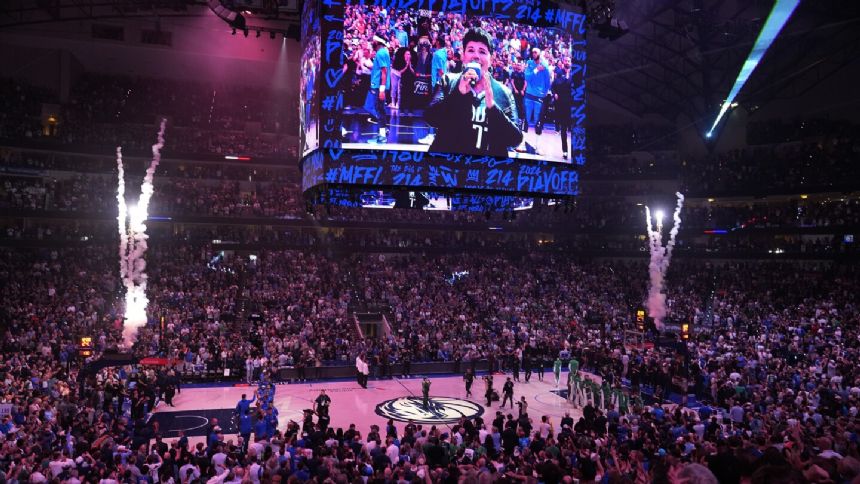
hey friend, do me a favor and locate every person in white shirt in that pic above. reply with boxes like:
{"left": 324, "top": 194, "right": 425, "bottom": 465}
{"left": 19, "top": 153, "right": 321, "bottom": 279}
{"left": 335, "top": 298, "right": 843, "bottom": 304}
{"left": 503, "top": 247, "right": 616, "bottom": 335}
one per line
{"left": 179, "top": 462, "right": 200, "bottom": 484}
{"left": 693, "top": 421, "right": 706, "bottom": 440}
{"left": 66, "top": 469, "right": 82, "bottom": 484}
{"left": 146, "top": 453, "right": 163, "bottom": 482}
{"left": 30, "top": 470, "right": 48, "bottom": 483}
{"left": 248, "top": 440, "right": 265, "bottom": 457}
{"left": 48, "top": 452, "right": 73, "bottom": 478}
{"left": 211, "top": 445, "right": 229, "bottom": 474}
{"left": 98, "top": 470, "right": 119, "bottom": 484}
{"left": 366, "top": 438, "right": 378, "bottom": 454}
{"left": 386, "top": 438, "right": 400, "bottom": 463}
{"left": 538, "top": 416, "right": 552, "bottom": 440}
{"left": 206, "top": 469, "right": 230, "bottom": 484}
{"left": 356, "top": 354, "right": 369, "bottom": 388}
{"left": 729, "top": 403, "right": 744, "bottom": 424}
{"left": 478, "top": 425, "right": 489, "bottom": 446}
{"left": 248, "top": 456, "right": 264, "bottom": 484}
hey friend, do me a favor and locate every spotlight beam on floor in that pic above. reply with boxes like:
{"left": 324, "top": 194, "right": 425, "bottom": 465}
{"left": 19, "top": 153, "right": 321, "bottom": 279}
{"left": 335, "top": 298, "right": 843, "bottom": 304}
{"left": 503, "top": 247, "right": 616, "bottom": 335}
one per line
{"left": 706, "top": 0, "right": 801, "bottom": 138}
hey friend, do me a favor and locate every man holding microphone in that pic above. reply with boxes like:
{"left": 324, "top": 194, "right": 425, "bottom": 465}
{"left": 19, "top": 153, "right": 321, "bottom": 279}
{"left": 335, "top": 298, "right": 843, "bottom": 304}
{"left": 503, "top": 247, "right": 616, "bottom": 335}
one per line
{"left": 425, "top": 28, "right": 523, "bottom": 158}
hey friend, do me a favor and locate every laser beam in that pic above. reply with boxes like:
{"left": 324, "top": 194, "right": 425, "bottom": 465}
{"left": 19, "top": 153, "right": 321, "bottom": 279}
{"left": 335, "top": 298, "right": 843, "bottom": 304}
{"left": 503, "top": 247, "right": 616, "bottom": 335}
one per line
{"left": 706, "top": 0, "right": 801, "bottom": 138}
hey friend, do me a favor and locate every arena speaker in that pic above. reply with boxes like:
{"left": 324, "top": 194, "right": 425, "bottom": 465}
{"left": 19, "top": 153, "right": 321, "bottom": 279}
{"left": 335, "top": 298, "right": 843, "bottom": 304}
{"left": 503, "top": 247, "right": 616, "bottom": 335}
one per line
{"left": 207, "top": 0, "right": 246, "bottom": 31}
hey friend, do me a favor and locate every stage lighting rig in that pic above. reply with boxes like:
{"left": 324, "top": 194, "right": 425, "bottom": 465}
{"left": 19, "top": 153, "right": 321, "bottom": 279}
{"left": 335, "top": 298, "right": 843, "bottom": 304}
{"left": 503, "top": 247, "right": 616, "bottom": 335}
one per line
{"left": 208, "top": 0, "right": 299, "bottom": 40}
{"left": 579, "top": 0, "right": 628, "bottom": 40}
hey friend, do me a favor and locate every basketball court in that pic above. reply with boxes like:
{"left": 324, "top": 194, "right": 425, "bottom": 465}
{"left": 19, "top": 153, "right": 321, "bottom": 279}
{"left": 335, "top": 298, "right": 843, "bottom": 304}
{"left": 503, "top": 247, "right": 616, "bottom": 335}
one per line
{"left": 149, "top": 372, "right": 581, "bottom": 446}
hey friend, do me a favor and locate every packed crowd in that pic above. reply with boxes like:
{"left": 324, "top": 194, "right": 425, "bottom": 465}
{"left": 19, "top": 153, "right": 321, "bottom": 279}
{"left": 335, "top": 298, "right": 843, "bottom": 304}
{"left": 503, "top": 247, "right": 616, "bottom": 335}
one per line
{"left": 0, "top": 78, "right": 56, "bottom": 142}
{"left": 680, "top": 135, "right": 860, "bottom": 196}
{"left": 2, "top": 243, "right": 860, "bottom": 482}
{"left": 344, "top": 6, "right": 575, "bottom": 74}
{"left": 342, "top": 5, "right": 574, "bottom": 113}
{"left": 2, "top": 67, "right": 860, "bottom": 482}
{"left": 66, "top": 74, "right": 296, "bottom": 135}
{"left": 5, "top": 74, "right": 860, "bottom": 196}
{"left": 747, "top": 118, "right": 858, "bottom": 145}
{"left": 0, "top": 175, "right": 302, "bottom": 218}
{"left": 3, "top": 163, "right": 858, "bottom": 229}
{"left": 54, "top": 123, "right": 296, "bottom": 160}
{"left": 0, "top": 75, "right": 297, "bottom": 158}
{"left": 586, "top": 125, "right": 678, "bottom": 157}
{"left": 3, "top": 218, "right": 856, "bottom": 258}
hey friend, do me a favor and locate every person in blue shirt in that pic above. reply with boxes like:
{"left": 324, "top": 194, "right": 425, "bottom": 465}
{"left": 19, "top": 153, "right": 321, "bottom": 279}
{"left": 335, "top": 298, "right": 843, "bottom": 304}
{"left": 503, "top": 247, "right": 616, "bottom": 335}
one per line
{"left": 363, "top": 35, "right": 390, "bottom": 144}
{"left": 177, "top": 429, "right": 188, "bottom": 451}
{"left": 699, "top": 404, "right": 713, "bottom": 421}
{"left": 524, "top": 47, "right": 551, "bottom": 142}
{"left": 395, "top": 23, "right": 408, "bottom": 52}
{"left": 265, "top": 408, "right": 278, "bottom": 438}
{"left": 254, "top": 412, "right": 269, "bottom": 441}
{"left": 431, "top": 36, "right": 449, "bottom": 89}
{"left": 207, "top": 426, "right": 221, "bottom": 451}
{"left": 235, "top": 392, "right": 255, "bottom": 417}
{"left": 238, "top": 413, "right": 252, "bottom": 452}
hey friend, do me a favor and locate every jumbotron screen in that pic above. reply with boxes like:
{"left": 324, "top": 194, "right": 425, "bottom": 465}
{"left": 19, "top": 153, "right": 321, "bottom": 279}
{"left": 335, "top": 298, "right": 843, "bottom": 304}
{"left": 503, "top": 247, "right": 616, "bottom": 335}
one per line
{"left": 300, "top": 0, "right": 321, "bottom": 157}
{"left": 301, "top": 0, "right": 586, "bottom": 196}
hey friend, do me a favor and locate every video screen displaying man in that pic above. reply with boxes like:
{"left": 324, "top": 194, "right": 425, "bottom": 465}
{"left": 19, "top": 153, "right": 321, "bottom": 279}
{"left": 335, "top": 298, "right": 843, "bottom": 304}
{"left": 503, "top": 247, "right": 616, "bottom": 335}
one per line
{"left": 340, "top": 5, "right": 579, "bottom": 162}
{"left": 424, "top": 28, "right": 523, "bottom": 158}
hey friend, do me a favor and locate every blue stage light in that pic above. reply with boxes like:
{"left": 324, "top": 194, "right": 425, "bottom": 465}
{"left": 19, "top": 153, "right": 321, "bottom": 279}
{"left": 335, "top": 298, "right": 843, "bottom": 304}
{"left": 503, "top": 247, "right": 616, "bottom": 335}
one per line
{"left": 707, "top": 0, "right": 801, "bottom": 137}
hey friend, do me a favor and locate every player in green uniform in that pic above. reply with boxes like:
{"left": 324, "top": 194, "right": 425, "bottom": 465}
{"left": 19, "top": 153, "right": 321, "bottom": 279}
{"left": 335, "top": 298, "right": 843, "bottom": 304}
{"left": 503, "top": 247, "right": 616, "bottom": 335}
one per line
{"left": 591, "top": 380, "right": 601, "bottom": 409}
{"left": 568, "top": 356, "right": 579, "bottom": 376}
{"left": 572, "top": 372, "right": 583, "bottom": 407}
{"left": 618, "top": 388, "right": 629, "bottom": 415}
{"left": 601, "top": 381, "right": 612, "bottom": 410}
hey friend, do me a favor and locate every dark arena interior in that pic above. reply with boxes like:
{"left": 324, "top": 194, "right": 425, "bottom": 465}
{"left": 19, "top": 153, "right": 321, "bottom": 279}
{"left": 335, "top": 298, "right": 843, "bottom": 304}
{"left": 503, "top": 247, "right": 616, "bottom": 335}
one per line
{"left": 2, "top": 0, "right": 860, "bottom": 483}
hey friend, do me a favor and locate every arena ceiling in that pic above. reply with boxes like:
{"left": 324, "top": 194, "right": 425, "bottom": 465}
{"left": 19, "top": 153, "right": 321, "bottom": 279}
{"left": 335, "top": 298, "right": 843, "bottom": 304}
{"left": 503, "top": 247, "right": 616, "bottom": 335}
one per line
{"left": 2, "top": 0, "right": 860, "bottom": 125}
{"left": 587, "top": 0, "right": 860, "bottom": 125}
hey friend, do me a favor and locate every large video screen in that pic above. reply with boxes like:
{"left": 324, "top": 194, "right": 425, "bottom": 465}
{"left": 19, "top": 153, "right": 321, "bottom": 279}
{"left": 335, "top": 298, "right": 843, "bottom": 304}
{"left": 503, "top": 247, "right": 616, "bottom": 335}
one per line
{"left": 302, "top": 0, "right": 585, "bottom": 197}
{"left": 337, "top": 5, "right": 585, "bottom": 163}
{"left": 299, "top": 0, "right": 321, "bottom": 157}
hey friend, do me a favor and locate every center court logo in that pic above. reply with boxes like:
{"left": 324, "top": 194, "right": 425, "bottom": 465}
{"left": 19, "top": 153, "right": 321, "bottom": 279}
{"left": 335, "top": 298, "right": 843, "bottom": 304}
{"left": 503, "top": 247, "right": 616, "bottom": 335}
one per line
{"left": 375, "top": 397, "right": 484, "bottom": 424}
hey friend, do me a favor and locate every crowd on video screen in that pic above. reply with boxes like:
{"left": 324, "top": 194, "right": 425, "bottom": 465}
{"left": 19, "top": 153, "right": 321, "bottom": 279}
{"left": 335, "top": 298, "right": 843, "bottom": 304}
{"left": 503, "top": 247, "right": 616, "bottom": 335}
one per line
{"left": 340, "top": 5, "right": 580, "bottom": 160}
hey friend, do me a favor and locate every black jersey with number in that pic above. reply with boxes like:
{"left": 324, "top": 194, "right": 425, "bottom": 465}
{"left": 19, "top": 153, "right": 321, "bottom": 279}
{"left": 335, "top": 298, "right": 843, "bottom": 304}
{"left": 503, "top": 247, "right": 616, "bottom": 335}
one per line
{"left": 425, "top": 72, "right": 523, "bottom": 158}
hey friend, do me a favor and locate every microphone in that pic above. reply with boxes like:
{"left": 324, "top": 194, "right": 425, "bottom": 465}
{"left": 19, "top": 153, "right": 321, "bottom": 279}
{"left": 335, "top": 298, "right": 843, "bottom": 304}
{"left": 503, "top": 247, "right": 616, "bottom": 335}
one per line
{"left": 464, "top": 62, "right": 482, "bottom": 87}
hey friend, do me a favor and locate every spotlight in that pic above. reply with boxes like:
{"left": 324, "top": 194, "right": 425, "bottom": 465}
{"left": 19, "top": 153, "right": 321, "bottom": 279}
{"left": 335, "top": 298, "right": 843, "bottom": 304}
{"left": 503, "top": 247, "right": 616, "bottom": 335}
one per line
{"left": 655, "top": 210, "right": 665, "bottom": 223}
{"left": 706, "top": 0, "right": 800, "bottom": 135}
